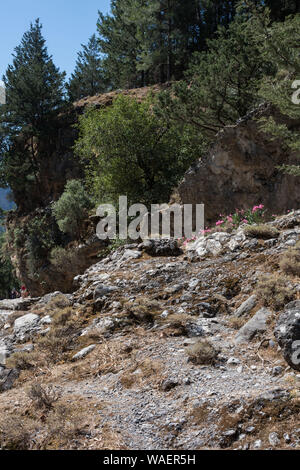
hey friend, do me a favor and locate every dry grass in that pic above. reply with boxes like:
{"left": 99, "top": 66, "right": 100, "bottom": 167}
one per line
{"left": 244, "top": 225, "right": 280, "bottom": 240}
{"left": 186, "top": 339, "right": 219, "bottom": 365}
{"left": 0, "top": 415, "right": 35, "bottom": 450}
{"left": 120, "top": 358, "right": 163, "bottom": 389}
{"left": 6, "top": 351, "right": 40, "bottom": 370}
{"left": 27, "top": 383, "right": 61, "bottom": 410}
{"left": 279, "top": 246, "right": 300, "bottom": 277}
{"left": 123, "top": 296, "right": 162, "bottom": 323}
{"left": 256, "top": 274, "right": 295, "bottom": 310}
{"left": 227, "top": 316, "right": 247, "bottom": 330}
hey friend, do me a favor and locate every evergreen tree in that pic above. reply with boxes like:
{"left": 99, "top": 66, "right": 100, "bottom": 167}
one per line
{"left": 67, "top": 34, "right": 109, "bottom": 101}
{"left": 2, "top": 19, "right": 65, "bottom": 134}
{"left": 0, "top": 19, "right": 66, "bottom": 208}
{"left": 156, "top": 12, "right": 274, "bottom": 137}
{"left": 97, "top": 0, "right": 141, "bottom": 89}
{"left": 255, "top": 10, "right": 300, "bottom": 175}
{"left": 265, "top": 0, "right": 300, "bottom": 21}
{"left": 97, "top": 0, "right": 240, "bottom": 89}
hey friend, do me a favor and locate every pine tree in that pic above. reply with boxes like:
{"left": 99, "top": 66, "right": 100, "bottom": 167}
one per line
{"left": 156, "top": 12, "right": 274, "bottom": 137}
{"left": 0, "top": 19, "right": 66, "bottom": 209}
{"left": 67, "top": 34, "right": 109, "bottom": 101}
{"left": 97, "top": 0, "right": 142, "bottom": 89}
{"left": 2, "top": 18, "right": 65, "bottom": 135}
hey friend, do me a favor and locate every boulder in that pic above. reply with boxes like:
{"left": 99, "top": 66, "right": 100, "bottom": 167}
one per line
{"left": 235, "top": 295, "right": 257, "bottom": 317}
{"left": 235, "top": 308, "right": 272, "bottom": 344}
{"left": 274, "top": 301, "right": 300, "bottom": 371}
{"left": 13, "top": 313, "right": 40, "bottom": 341}
{"left": 0, "top": 366, "right": 19, "bottom": 392}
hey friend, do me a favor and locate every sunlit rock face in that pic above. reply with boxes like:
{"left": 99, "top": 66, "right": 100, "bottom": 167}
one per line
{"left": 177, "top": 105, "right": 300, "bottom": 225}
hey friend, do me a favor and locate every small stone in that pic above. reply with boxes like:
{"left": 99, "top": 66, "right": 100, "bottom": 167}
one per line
{"left": 227, "top": 357, "right": 240, "bottom": 366}
{"left": 269, "top": 432, "right": 280, "bottom": 447}
{"left": 160, "top": 379, "right": 179, "bottom": 392}
{"left": 72, "top": 345, "right": 96, "bottom": 361}
{"left": 253, "top": 439, "right": 262, "bottom": 449}
{"left": 272, "top": 366, "right": 283, "bottom": 376}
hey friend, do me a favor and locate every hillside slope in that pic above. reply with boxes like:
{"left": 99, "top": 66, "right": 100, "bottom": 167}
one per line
{"left": 0, "top": 210, "right": 299, "bottom": 450}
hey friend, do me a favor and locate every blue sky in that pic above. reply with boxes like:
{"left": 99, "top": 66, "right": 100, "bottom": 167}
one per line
{"left": 0, "top": 0, "right": 111, "bottom": 83}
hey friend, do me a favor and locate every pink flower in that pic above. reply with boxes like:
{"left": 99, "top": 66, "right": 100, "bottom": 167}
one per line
{"left": 242, "top": 219, "right": 248, "bottom": 224}
{"left": 258, "top": 204, "right": 264, "bottom": 210}
{"left": 227, "top": 216, "right": 233, "bottom": 223}
{"left": 216, "top": 220, "right": 224, "bottom": 226}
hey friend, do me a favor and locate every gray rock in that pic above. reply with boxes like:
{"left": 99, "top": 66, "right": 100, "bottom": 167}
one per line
{"left": 269, "top": 432, "right": 280, "bottom": 447}
{"left": 274, "top": 301, "right": 300, "bottom": 371}
{"left": 0, "top": 298, "right": 37, "bottom": 311}
{"left": 93, "top": 284, "right": 117, "bottom": 300}
{"left": 121, "top": 250, "right": 142, "bottom": 261}
{"left": 235, "top": 307, "right": 272, "bottom": 344}
{"left": 235, "top": 295, "right": 257, "bottom": 317}
{"left": 72, "top": 344, "right": 96, "bottom": 361}
{"left": 141, "top": 239, "right": 182, "bottom": 257}
{"left": 13, "top": 313, "right": 40, "bottom": 341}
{"left": 0, "top": 366, "right": 19, "bottom": 392}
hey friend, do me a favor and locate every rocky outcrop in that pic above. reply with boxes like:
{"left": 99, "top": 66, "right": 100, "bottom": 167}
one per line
{"left": 274, "top": 301, "right": 300, "bottom": 371}
{"left": 177, "top": 106, "right": 300, "bottom": 224}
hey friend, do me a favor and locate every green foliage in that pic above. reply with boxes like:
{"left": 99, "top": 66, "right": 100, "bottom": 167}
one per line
{"left": 67, "top": 34, "right": 109, "bottom": 102}
{"left": 25, "top": 215, "right": 58, "bottom": 278}
{"left": 0, "top": 233, "right": 19, "bottom": 299}
{"left": 97, "top": 0, "right": 239, "bottom": 88}
{"left": 156, "top": 12, "right": 274, "bottom": 139}
{"left": 2, "top": 19, "right": 65, "bottom": 134}
{"left": 75, "top": 95, "right": 200, "bottom": 206}
{"left": 52, "top": 180, "right": 93, "bottom": 239}
{"left": 0, "top": 19, "right": 66, "bottom": 208}
{"left": 255, "top": 11, "right": 300, "bottom": 175}
{"left": 50, "top": 246, "right": 82, "bottom": 273}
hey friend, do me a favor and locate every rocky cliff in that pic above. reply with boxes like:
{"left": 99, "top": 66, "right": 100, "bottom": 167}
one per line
{"left": 177, "top": 106, "right": 300, "bottom": 224}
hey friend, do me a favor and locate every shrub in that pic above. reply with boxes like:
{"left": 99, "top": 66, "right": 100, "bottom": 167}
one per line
{"left": 25, "top": 214, "right": 58, "bottom": 278}
{"left": 6, "top": 351, "right": 39, "bottom": 370}
{"left": 50, "top": 246, "right": 82, "bottom": 273}
{"left": 227, "top": 316, "right": 246, "bottom": 330}
{"left": 279, "top": 247, "right": 300, "bottom": 277}
{"left": 52, "top": 180, "right": 93, "bottom": 239}
{"left": 0, "top": 416, "right": 33, "bottom": 450}
{"left": 186, "top": 339, "right": 219, "bottom": 365}
{"left": 123, "top": 297, "right": 161, "bottom": 323}
{"left": 256, "top": 275, "right": 295, "bottom": 309}
{"left": 27, "top": 383, "right": 61, "bottom": 410}
{"left": 244, "top": 224, "right": 280, "bottom": 239}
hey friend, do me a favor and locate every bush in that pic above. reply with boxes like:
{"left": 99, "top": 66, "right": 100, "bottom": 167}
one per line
{"left": 244, "top": 224, "right": 280, "bottom": 240}
{"left": 27, "top": 383, "right": 61, "bottom": 410}
{"left": 25, "top": 214, "right": 58, "bottom": 278}
{"left": 50, "top": 246, "right": 81, "bottom": 273}
{"left": 6, "top": 351, "right": 39, "bottom": 370}
{"left": 75, "top": 95, "right": 196, "bottom": 206}
{"left": 52, "top": 180, "right": 93, "bottom": 239}
{"left": 256, "top": 275, "right": 295, "bottom": 310}
{"left": 186, "top": 339, "right": 219, "bottom": 365}
{"left": 279, "top": 246, "right": 300, "bottom": 277}
{"left": 0, "top": 416, "right": 33, "bottom": 450}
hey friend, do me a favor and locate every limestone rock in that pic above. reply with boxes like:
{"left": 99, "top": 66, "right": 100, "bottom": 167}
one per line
{"left": 235, "top": 307, "right": 272, "bottom": 344}
{"left": 274, "top": 301, "right": 300, "bottom": 371}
